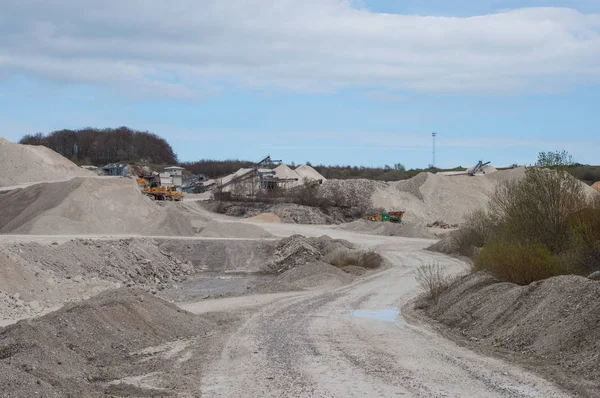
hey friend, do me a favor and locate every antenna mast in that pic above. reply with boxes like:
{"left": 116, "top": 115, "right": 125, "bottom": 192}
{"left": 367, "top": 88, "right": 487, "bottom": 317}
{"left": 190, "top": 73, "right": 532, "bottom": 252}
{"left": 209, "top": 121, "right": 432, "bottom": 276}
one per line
{"left": 432, "top": 132, "right": 437, "bottom": 168}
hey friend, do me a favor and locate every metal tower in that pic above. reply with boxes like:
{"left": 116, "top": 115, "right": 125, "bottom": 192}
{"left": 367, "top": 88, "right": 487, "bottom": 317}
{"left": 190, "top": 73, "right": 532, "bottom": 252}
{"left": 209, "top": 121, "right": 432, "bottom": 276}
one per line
{"left": 432, "top": 132, "right": 437, "bottom": 168}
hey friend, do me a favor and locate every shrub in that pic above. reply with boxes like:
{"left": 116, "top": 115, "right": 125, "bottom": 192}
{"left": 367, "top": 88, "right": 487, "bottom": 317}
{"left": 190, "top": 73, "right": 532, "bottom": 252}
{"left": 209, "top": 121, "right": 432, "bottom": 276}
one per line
{"left": 474, "top": 239, "right": 563, "bottom": 285}
{"left": 566, "top": 207, "right": 600, "bottom": 273}
{"left": 415, "top": 262, "right": 450, "bottom": 304}
{"left": 329, "top": 252, "right": 359, "bottom": 267}
{"left": 329, "top": 250, "right": 384, "bottom": 269}
{"left": 488, "top": 167, "right": 586, "bottom": 254}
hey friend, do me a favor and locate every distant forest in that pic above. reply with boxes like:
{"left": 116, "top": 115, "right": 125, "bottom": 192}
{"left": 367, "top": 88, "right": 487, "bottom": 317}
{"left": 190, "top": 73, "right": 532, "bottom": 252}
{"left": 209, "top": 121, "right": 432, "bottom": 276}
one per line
{"left": 19, "top": 127, "right": 177, "bottom": 166}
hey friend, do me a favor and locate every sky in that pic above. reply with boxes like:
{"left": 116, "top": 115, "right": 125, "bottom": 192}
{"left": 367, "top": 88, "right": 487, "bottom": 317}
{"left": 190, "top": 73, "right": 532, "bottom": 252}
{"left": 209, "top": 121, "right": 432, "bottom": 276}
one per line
{"left": 1, "top": 0, "right": 599, "bottom": 169}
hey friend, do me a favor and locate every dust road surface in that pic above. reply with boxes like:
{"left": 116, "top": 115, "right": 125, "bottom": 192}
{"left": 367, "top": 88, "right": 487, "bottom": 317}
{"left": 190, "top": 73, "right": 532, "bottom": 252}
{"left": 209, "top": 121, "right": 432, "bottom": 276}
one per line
{"left": 192, "top": 229, "right": 570, "bottom": 398}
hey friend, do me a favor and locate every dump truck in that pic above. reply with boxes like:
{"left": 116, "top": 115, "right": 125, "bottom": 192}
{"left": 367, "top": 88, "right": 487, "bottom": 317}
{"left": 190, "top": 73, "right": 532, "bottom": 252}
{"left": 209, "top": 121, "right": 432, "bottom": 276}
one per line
{"left": 364, "top": 211, "right": 404, "bottom": 223}
{"left": 143, "top": 186, "right": 184, "bottom": 201}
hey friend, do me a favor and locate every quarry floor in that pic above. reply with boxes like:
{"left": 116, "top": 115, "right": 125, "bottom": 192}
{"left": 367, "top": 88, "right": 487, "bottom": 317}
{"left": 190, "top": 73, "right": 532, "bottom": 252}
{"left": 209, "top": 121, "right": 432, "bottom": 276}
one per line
{"left": 184, "top": 219, "right": 569, "bottom": 397}
{"left": 1, "top": 209, "right": 572, "bottom": 397}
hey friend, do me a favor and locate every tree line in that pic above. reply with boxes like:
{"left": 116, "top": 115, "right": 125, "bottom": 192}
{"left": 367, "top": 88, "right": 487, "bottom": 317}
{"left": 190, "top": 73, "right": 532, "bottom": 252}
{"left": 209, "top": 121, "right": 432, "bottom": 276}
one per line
{"left": 19, "top": 127, "right": 177, "bottom": 166}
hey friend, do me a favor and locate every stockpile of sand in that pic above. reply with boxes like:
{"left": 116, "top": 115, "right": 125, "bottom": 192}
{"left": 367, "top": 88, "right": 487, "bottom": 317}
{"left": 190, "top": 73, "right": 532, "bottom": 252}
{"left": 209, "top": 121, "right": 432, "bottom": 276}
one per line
{"left": 0, "top": 238, "right": 198, "bottom": 321}
{"left": 0, "top": 177, "right": 195, "bottom": 235}
{"left": 273, "top": 164, "right": 301, "bottom": 181}
{"left": 422, "top": 273, "right": 600, "bottom": 396}
{"left": 338, "top": 219, "right": 436, "bottom": 239}
{"left": 0, "top": 138, "right": 93, "bottom": 187}
{"left": 254, "top": 235, "right": 379, "bottom": 293}
{"left": 0, "top": 288, "right": 217, "bottom": 397}
{"left": 371, "top": 172, "right": 498, "bottom": 225}
{"left": 295, "top": 165, "right": 326, "bottom": 182}
{"left": 367, "top": 168, "right": 583, "bottom": 226}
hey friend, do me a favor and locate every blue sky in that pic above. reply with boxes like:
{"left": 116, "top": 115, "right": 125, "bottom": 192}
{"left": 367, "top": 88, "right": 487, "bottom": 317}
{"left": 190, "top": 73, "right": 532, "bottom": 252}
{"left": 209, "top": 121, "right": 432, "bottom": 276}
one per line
{"left": 1, "top": 0, "right": 599, "bottom": 169}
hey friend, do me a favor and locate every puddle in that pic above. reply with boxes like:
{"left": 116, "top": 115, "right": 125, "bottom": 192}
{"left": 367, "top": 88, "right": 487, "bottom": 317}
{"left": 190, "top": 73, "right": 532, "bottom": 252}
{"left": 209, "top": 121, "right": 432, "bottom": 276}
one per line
{"left": 351, "top": 308, "right": 399, "bottom": 323}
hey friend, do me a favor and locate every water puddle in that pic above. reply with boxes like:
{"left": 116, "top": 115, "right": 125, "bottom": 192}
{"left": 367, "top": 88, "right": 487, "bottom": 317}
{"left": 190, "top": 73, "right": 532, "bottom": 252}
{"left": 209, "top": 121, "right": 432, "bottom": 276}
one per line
{"left": 351, "top": 308, "right": 399, "bottom": 323}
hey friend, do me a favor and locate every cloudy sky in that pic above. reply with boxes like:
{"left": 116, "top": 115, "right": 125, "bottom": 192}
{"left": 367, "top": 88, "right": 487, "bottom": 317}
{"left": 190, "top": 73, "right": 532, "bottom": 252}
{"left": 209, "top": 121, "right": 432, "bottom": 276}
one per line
{"left": 1, "top": 0, "right": 599, "bottom": 168}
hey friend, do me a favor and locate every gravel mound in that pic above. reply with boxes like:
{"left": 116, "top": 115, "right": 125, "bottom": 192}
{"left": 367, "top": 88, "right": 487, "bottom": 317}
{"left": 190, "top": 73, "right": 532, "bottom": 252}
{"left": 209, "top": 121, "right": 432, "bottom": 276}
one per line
{"left": 253, "top": 234, "right": 376, "bottom": 293}
{"left": 196, "top": 221, "right": 273, "bottom": 238}
{"left": 422, "top": 273, "right": 600, "bottom": 395}
{"left": 295, "top": 165, "right": 326, "bottom": 182}
{"left": 0, "top": 238, "right": 196, "bottom": 321}
{"left": 0, "top": 177, "right": 195, "bottom": 235}
{"left": 0, "top": 288, "right": 213, "bottom": 397}
{"left": 262, "top": 261, "right": 354, "bottom": 293}
{"left": 274, "top": 164, "right": 301, "bottom": 181}
{"left": 0, "top": 138, "right": 92, "bottom": 187}
{"left": 338, "top": 219, "right": 436, "bottom": 239}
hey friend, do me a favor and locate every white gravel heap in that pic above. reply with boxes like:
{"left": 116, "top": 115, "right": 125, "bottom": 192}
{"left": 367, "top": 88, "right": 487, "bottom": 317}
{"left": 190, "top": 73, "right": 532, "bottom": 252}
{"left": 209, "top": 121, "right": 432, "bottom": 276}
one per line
{"left": 0, "top": 138, "right": 93, "bottom": 187}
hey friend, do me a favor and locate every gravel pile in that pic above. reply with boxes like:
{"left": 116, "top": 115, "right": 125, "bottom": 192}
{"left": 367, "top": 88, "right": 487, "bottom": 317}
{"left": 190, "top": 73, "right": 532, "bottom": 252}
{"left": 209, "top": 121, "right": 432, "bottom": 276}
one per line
{"left": 0, "top": 138, "right": 92, "bottom": 187}
{"left": 253, "top": 234, "right": 372, "bottom": 293}
{"left": 0, "top": 238, "right": 196, "bottom": 322}
{"left": 0, "top": 177, "right": 195, "bottom": 235}
{"left": 295, "top": 165, "right": 326, "bottom": 182}
{"left": 422, "top": 273, "right": 600, "bottom": 396}
{"left": 0, "top": 288, "right": 216, "bottom": 397}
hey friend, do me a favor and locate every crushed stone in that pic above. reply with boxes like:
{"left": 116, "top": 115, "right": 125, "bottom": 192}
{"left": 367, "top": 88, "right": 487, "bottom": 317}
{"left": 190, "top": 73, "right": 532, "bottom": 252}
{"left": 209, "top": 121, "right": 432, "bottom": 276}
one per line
{"left": 421, "top": 272, "right": 600, "bottom": 395}
{"left": 0, "top": 177, "right": 195, "bottom": 235}
{"left": 0, "top": 138, "right": 93, "bottom": 187}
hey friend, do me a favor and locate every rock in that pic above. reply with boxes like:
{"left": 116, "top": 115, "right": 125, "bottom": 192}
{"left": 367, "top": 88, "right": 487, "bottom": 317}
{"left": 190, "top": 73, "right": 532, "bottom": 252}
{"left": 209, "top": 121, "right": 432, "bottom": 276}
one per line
{"left": 73, "top": 275, "right": 84, "bottom": 283}
{"left": 588, "top": 271, "right": 600, "bottom": 281}
{"left": 13, "top": 293, "right": 20, "bottom": 300}
{"left": 14, "top": 299, "right": 24, "bottom": 307}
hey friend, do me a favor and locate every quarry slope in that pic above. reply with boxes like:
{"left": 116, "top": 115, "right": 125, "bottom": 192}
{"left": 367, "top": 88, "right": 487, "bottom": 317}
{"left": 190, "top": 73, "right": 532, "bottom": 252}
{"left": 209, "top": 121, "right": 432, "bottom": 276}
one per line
{"left": 0, "top": 138, "right": 92, "bottom": 187}
{"left": 0, "top": 177, "right": 195, "bottom": 235}
{"left": 416, "top": 273, "right": 600, "bottom": 397}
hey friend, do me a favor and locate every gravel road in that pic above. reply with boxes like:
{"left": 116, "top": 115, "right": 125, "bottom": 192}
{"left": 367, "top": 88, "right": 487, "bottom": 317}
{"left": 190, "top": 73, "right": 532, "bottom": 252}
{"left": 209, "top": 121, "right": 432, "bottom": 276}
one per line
{"left": 190, "top": 224, "right": 570, "bottom": 398}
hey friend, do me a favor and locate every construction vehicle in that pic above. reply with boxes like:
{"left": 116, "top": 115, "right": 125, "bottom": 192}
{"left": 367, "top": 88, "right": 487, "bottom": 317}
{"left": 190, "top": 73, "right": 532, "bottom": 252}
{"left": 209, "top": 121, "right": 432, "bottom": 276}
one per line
{"left": 364, "top": 211, "right": 404, "bottom": 223}
{"left": 143, "top": 186, "right": 185, "bottom": 201}
{"left": 468, "top": 160, "right": 491, "bottom": 176}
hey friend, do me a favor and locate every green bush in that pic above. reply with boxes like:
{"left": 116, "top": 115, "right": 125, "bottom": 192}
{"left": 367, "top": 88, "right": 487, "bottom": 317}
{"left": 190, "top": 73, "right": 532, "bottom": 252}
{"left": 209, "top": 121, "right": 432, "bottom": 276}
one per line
{"left": 474, "top": 239, "right": 563, "bottom": 285}
{"left": 488, "top": 168, "right": 586, "bottom": 253}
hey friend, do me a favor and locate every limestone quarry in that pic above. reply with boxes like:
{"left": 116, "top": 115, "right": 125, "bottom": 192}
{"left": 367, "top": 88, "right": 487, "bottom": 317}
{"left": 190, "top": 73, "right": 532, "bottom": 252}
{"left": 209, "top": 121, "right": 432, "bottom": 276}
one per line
{"left": 0, "top": 140, "right": 598, "bottom": 397}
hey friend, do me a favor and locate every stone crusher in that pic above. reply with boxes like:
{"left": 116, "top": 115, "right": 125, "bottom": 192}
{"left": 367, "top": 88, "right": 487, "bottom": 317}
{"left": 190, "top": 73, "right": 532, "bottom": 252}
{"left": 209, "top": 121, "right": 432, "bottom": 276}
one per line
{"left": 363, "top": 211, "right": 405, "bottom": 223}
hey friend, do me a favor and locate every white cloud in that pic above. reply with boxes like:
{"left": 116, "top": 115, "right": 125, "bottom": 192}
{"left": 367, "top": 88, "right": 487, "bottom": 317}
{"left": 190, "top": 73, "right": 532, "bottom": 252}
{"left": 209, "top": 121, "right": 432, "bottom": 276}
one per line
{"left": 1, "top": 1, "right": 599, "bottom": 98}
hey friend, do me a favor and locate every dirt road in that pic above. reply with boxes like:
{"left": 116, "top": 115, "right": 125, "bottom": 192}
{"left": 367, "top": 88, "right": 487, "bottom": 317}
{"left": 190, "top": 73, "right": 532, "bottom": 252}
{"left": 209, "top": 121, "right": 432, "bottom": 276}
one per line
{"left": 187, "top": 225, "right": 570, "bottom": 398}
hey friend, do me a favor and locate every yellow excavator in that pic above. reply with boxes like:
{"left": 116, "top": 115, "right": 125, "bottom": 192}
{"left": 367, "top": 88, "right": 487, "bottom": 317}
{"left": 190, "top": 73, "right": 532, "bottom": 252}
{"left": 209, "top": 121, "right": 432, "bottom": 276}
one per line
{"left": 138, "top": 178, "right": 184, "bottom": 201}
{"left": 143, "top": 185, "right": 184, "bottom": 201}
